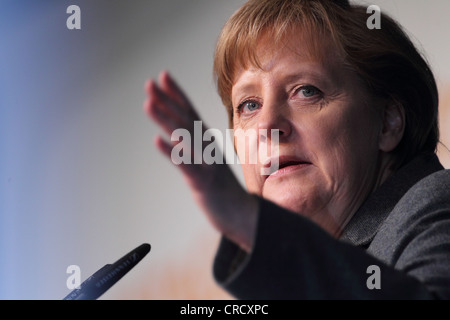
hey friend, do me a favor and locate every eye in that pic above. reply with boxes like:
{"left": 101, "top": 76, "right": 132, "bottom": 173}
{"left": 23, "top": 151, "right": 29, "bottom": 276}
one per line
{"left": 237, "top": 100, "right": 261, "bottom": 114}
{"left": 297, "top": 85, "right": 320, "bottom": 98}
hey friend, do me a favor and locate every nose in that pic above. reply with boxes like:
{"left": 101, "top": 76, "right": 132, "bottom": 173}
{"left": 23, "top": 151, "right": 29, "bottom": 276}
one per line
{"left": 257, "top": 101, "right": 292, "bottom": 143}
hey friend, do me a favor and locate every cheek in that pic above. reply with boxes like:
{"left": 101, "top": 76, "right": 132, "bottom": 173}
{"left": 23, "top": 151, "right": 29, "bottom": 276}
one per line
{"left": 305, "top": 105, "right": 381, "bottom": 184}
{"left": 235, "top": 136, "right": 264, "bottom": 193}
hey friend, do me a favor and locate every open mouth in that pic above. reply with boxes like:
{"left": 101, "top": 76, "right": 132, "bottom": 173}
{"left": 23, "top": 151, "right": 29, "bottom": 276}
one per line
{"left": 265, "top": 157, "right": 312, "bottom": 179}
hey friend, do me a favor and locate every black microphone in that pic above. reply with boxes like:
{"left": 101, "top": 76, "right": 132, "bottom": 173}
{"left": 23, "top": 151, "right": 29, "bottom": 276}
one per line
{"left": 63, "top": 243, "right": 151, "bottom": 300}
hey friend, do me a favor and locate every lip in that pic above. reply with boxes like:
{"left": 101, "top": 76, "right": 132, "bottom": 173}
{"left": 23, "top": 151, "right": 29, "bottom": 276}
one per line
{"left": 263, "top": 155, "right": 312, "bottom": 180}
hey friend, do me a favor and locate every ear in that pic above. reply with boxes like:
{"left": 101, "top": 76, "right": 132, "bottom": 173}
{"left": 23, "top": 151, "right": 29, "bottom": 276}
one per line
{"left": 378, "top": 101, "right": 405, "bottom": 153}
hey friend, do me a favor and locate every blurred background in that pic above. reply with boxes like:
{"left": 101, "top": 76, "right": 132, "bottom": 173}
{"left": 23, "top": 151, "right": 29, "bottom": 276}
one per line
{"left": 1, "top": 0, "right": 450, "bottom": 300}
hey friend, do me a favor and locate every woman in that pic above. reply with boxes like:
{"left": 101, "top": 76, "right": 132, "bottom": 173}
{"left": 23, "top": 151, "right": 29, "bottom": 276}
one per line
{"left": 144, "top": 0, "right": 450, "bottom": 299}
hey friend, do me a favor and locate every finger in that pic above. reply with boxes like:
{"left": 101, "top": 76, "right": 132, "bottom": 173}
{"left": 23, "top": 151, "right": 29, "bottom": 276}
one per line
{"left": 155, "top": 134, "right": 195, "bottom": 167}
{"left": 146, "top": 79, "right": 192, "bottom": 129}
{"left": 154, "top": 135, "right": 172, "bottom": 159}
{"left": 147, "top": 79, "right": 197, "bottom": 127}
{"left": 144, "top": 96, "right": 183, "bottom": 137}
{"left": 159, "top": 71, "right": 195, "bottom": 112}
{"left": 155, "top": 133, "right": 205, "bottom": 182}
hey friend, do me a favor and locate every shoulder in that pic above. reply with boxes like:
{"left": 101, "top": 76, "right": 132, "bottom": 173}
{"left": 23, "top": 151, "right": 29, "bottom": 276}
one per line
{"left": 368, "top": 168, "right": 450, "bottom": 299}
{"left": 369, "top": 168, "right": 450, "bottom": 264}
{"left": 391, "top": 169, "right": 450, "bottom": 226}
{"left": 382, "top": 168, "right": 450, "bottom": 228}
{"left": 400, "top": 168, "right": 450, "bottom": 205}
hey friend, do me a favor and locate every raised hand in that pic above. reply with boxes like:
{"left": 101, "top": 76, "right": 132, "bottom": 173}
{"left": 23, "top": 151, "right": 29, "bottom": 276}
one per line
{"left": 144, "top": 71, "right": 258, "bottom": 252}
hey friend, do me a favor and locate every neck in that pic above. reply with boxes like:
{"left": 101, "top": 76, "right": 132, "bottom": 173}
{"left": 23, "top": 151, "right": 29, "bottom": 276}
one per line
{"left": 324, "top": 152, "right": 399, "bottom": 239}
{"left": 374, "top": 152, "right": 398, "bottom": 191}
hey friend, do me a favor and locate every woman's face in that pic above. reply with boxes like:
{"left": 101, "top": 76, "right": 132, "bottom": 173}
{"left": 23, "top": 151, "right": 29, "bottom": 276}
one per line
{"left": 231, "top": 33, "right": 386, "bottom": 236}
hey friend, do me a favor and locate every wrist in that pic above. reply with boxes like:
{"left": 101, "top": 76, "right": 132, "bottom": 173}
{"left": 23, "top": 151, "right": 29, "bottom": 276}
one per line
{"left": 223, "top": 193, "right": 259, "bottom": 253}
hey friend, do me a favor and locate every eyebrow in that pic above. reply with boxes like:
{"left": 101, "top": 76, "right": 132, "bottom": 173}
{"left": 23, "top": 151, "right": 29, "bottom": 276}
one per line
{"left": 232, "top": 70, "right": 328, "bottom": 106}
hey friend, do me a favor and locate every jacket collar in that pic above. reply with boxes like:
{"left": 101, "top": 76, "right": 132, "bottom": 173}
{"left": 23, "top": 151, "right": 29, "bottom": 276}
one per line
{"left": 340, "top": 153, "right": 444, "bottom": 247}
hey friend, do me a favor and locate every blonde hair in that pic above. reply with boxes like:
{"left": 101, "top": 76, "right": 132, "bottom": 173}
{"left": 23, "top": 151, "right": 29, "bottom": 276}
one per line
{"left": 213, "top": 0, "right": 439, "bottom": 168}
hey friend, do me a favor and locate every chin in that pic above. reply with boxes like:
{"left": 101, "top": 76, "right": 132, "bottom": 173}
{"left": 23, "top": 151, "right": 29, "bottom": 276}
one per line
{"left": 263, "top": 187, "right": 312, "bottom": 216}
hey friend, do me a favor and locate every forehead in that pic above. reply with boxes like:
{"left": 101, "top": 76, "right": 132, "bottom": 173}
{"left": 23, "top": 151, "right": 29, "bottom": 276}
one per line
{"left": 231, "top": 28, "right": 342, "bottom": 89}
{"left": 232, "top": 27, "right": 341, "bottom": 84}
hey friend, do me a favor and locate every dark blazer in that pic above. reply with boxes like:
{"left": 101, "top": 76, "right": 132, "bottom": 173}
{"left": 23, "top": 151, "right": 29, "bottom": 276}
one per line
{"left": 213, "top": 153, "right": 450, "bottom": 299}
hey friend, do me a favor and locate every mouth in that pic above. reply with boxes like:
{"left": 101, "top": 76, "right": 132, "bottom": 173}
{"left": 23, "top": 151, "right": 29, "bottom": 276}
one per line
{"left": 264, "top": 156, "right": 312, "bottom": 179}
